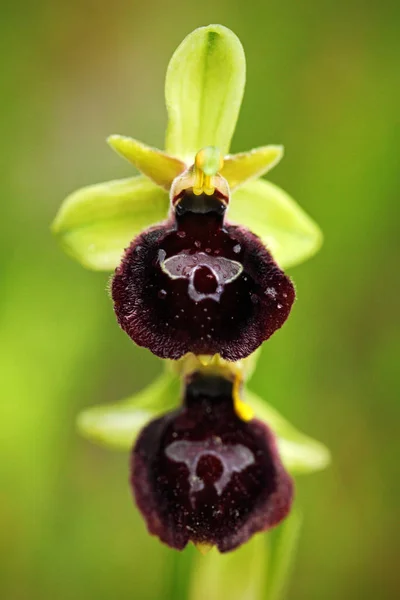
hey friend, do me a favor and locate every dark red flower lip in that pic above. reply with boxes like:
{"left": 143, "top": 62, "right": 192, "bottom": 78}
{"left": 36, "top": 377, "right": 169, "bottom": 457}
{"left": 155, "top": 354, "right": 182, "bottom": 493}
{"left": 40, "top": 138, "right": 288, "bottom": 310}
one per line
{"left": 131, "top": 371, "right": 294, "bottom": 553}
{"left": 112, "top": 189, "right": 295, "bottom": 361}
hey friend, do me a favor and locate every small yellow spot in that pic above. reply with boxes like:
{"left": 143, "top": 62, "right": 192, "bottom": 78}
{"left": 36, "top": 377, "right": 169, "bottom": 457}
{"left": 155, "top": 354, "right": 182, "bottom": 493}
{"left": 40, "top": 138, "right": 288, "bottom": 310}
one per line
{"left": 194, "top": 541, "right": 214, "bottom": 555}
{"left": 198, "top": 354, "right": 214, "bottom": 366}
{"left": 235, "top": 400, "right": 254, "bottom": 422}
{"left": 193, "top": 166, "right": 204, "bottom": 195}
{"left": 233, "top": 375, "right": 254, "bottom": 422}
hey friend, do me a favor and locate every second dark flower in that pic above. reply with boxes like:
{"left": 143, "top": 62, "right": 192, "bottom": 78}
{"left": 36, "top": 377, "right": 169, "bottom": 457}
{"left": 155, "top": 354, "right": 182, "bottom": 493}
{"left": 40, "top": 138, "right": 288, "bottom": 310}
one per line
{"left": 132, "top": 370, "right": 294, "bottom": 552}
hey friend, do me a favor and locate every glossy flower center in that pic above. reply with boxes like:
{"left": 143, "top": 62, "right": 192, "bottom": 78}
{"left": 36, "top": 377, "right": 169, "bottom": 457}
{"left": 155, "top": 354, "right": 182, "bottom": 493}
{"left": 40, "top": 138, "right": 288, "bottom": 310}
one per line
{"left": 192, "top": 266, "right": 218, "bottom": 294}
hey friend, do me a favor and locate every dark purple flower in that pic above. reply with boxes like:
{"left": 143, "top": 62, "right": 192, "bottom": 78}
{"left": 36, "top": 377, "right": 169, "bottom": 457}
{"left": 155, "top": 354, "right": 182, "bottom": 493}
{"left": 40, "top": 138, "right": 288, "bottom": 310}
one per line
{"left": 112, "top": 186, "right": 295, "bottom": 360}
{"left": 131, "top": 371, "right": 293, "bottom": 553}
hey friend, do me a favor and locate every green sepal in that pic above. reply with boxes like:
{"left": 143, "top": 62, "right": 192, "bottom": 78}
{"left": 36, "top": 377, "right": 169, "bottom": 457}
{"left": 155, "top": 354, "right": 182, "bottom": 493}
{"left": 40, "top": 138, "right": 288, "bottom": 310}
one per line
{"left": 107, "top": 134, "right": 185, "bottom": 190}
{"left": 229, "top": 179, "right": 323, "bottom": 269}
{"left": 222, "top": 145, "right": 283, "bottom": 190}
{"left": 246, "top": 389, "right": 330, "bottom": 475}
{"left": 165, "top": 24, "right": 246, "bottom": 161}
{"left": 52, "top": 176, "right": 169, "bottom": 271}
{"left": 77, "top": 372, "right": 181, "bottom": 449}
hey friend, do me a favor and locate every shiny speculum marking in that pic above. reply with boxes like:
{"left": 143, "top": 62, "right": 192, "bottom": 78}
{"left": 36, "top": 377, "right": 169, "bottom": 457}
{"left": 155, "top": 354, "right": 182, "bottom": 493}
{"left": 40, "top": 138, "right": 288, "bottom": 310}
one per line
{"left": 165, "top": 436, "right": 254, "bottom": 502}
{"left": 159, "top": 250, "right": 243, "bottom": 302}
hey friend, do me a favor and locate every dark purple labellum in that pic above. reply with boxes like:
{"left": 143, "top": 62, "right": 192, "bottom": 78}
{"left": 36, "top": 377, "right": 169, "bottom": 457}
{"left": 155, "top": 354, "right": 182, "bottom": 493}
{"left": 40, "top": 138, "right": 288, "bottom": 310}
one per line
{"left": 132, "top": 371, "right": 293, "bottom": 553}
{"left": 112, "top": 190, "right": 295, "bottom": 360}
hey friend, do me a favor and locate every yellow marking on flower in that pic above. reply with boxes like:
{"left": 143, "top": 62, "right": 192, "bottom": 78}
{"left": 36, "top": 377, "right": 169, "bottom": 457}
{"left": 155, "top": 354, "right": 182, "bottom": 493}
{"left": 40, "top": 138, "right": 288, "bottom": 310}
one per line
{"left": 203, "top": 174, "right": 214, "bottom": 195}
{"left": 194, "top": 541, "right": 214, "bottom": 555}
{"left": 172, "top": 352, "right": 259, "bottom": 384}
{"left": 193, "top": 166, "right": 204, "bottom": 196}
{"left": 198, "top": 354, "right": 215, "bottom": 366}
{"left": 233, "top": 375, "right": 254, "bottom": 422}
{"left": 193, "top": 147, "right": 224, "bottom": 195}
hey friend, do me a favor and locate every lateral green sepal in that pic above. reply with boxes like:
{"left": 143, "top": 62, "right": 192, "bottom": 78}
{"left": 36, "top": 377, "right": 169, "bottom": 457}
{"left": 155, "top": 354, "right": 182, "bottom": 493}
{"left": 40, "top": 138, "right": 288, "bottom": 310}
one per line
{"left": 107, "top": 134, "right": 185, "bottom": 189}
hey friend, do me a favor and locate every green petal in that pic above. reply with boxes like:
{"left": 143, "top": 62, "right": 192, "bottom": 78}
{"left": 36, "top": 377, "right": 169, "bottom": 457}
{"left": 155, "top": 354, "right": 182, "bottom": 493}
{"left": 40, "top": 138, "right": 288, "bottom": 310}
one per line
{"left": 107, "top": 135, "right": 185, "bottom": 189}
{"left": 77, "top": 372, "right": 180, "bottom": 449}
{"left": 52, "top": 176, "right": 169, "bottom": 271}
{"left": 165, "top": 24, "right": 246, "bottom": 161}
{"left": 222, "top": 145, "right": 283, "bottom": 190}
{"left": 229, "top": 179, "right": 323, "bottom": 269}
{"left": 189, "top": 533, "right": 267, "bottom": 599}
{"left": 246, "top": 389, "right": 331, "bottom": 475}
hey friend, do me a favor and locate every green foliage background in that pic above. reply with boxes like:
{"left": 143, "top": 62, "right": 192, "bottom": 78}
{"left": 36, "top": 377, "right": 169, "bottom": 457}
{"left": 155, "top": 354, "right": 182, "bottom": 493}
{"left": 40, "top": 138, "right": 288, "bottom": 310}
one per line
{"left": 0, "top": 1, "right": 398, "bottom": 598}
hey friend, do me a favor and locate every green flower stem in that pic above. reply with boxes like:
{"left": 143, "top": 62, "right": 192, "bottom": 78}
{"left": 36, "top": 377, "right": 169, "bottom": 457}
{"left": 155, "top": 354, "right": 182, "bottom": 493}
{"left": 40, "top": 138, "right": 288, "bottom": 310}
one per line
{"left": 267, "top": 510, "right": 302, "bottom": 600}
{"left": 168, "top": 545, "right": 197, "bottom": 600}
{"left": 188, "top": 533, "right": 268, "bottom": 600}
{"left": 186, "top": 511, "right": 302, "bottom": 600}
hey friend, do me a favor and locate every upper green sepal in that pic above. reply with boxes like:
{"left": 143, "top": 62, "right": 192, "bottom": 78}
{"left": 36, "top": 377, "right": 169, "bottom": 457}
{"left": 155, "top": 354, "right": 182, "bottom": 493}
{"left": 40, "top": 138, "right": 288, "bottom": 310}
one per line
{"left": 52, "top": 176, "right": 169, "bottom": 271}
{"left": 165, "top": 24, "right": 246, "bottom": 161}
{"left": 229, "top": 179, "right": 323, "bottom": 269}
{"left": 107, "top": 135, "right": 185, "bottom": 189}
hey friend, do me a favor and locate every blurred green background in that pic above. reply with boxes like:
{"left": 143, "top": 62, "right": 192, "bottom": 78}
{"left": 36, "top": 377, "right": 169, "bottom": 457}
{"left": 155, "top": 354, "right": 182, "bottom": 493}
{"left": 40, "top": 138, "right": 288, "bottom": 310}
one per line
{"left": 1, "top": 1, "right": 398, "bottom": 598}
